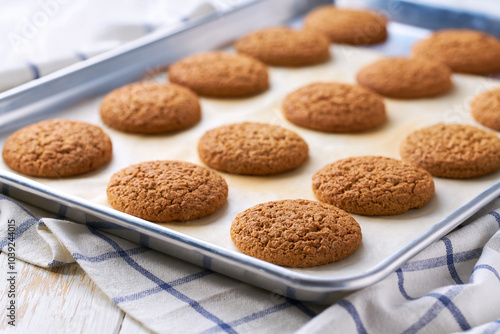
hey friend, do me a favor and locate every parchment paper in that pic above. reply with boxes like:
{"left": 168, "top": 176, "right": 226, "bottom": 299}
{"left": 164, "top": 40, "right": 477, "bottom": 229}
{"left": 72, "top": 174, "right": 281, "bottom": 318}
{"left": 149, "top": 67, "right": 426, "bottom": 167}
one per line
{"left": 2, "top": 45, "right": 500, "bottom": 278}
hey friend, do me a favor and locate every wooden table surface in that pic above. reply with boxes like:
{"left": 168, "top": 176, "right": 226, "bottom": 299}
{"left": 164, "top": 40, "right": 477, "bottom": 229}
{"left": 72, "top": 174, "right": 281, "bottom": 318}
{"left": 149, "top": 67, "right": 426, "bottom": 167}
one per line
{"left": 0, "top": 252, "right": 152, "bottom": 333}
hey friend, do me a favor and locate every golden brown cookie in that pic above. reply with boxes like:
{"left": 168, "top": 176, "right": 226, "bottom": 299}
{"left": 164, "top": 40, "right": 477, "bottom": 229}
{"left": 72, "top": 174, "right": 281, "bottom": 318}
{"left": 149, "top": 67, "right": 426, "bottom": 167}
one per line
{"left": 282, "top": 82, "right": 386, "bottom": 132}
{"left": 99, "top": 82, "right": 201, "bottom": 134}
{"left": 230, "top": 199, "right": 362, "bottom": 267}
{"left": 2, "top": 119, "right": 112, "bottom": 178}
{"left": 356, "top": 57, "right": 452, "bottom": 98}
{"left": 234, "top": 26, "right": 330, "bottom": 66}
{"left": 198, "top": 122, "right": 308, "bottom": 175}
{"left": 303, "top": 5, "right": 387, "bottom": 45}
{"left": 470, "top": 88, "right": 500, "bottom": 131}
{"left": 106, "top": 160, "right": 228, "bottom": 222}
{"left": 312, "top": 156, "right": 435, "bottom": 216}
{"left": 168, "top": 51, "right": 269, "bottom": 98}
{"left": 412, "top": 29, "right": 500, "bottom": 74}
{"left": 400, "top": 123, "right": 500, "bottom": 178}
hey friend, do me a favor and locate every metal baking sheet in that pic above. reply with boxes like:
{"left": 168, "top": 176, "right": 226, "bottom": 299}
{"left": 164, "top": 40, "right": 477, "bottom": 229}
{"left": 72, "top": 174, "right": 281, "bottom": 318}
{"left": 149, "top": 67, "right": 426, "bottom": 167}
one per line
{"left": 2, "top": 0, "right": 500, "bottom": 304}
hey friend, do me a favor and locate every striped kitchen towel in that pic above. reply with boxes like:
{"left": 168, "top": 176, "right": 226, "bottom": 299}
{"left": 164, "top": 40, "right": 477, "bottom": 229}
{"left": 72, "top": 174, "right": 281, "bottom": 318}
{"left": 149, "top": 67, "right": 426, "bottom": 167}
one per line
{"left": 0, "top": 194, "right": 325, "bottom": 333}
{"left": 0, "top": 0, "right": 223, "bottom": 92}
{"left": 1, "top": 193, "right": 500, "bottom": 333}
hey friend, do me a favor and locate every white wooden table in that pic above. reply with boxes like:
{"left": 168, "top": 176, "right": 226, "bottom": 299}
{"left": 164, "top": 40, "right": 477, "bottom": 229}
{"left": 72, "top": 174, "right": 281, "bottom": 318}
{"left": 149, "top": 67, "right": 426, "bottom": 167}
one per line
{"left": 2, "top": 2, "right": 497, "bottom": 333}
{"left": 0, "top": 252, "right": 151, "bottom": 333}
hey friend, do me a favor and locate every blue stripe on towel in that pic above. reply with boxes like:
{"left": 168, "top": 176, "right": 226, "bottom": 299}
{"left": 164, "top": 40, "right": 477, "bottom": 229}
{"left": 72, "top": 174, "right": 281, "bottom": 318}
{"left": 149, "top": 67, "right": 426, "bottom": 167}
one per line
{"left": 288, "top": 298, "right": 317, "bottom": 318}
{"left": 27, "top": 61, "right": 40, "bottom": 79}
{"left": 397, "top": 268, "right": 472, "bottom": 330}
{"left": 400, "top": 248, "right": 482, "bottom": 272}
{"left": 397, "top": 265, "right": 470, "bottom": 329}
{"left": 201, "top": 298, "right": 317, "bottom": 334}
{"left": 0, "top": 196, "right": 40, "bottom": 249}
{"left": 113, "top": 269, "right": 213, "bottom": 304}
{"left": 402, "top": 286, "right": 470, "bottom": 333}
{"left": 488, "top": 211, "right": 500, "bottom": 228}
{"left": 0, "top": 217, "right": 38, "bottom": 250}
{"left": 0, "top": 194, "right": 36, "bottom": 217}
{"left": 429, "top": 292, "right": 470, "bottom": 331}
{"left": 86, "top": 226, "right": 237, "bottom": 334}
{"left": 73, "top": 246, "right": 150, "bottom": 263}
{"left": 396, "top": 268, "right": 415, "bottom": 301}
{"left": 470, "top": 264, "right": 500, "bottom": 283}
{"left": 337, "top": 299, "right": 368, "bottom": 334}
{"left": 201, "top": 301, "right": 293, "bottom": 334}
{"left": 442, "top": 238, "right": 464, "bottom": 284}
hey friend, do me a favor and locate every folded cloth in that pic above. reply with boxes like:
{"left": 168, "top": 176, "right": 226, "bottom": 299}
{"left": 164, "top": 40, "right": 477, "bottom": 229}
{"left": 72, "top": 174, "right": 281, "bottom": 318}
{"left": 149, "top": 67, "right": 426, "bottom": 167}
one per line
{"left": 1, "top": 193, "right": 500, "bottom": 334}
{"left": 296, "top": 198, "right": 500, "bottom": 334}
{"left": 0, "top": 0, "right": 223, "bottom": 93}
{"left": 0, "top": 194, "right": 325, "bottom": 333}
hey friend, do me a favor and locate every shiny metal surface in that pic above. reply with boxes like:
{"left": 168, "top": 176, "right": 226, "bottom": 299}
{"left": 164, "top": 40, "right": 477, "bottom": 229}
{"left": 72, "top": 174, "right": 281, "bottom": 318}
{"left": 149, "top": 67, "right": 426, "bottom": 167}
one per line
{"left": 2, "top": 0, "right": 500, "bottom": 304}
{"left": 2, "top": 169, "right": 500, "bottom": 303}
{"left": 0, "top": 0, "right": 330, "bottom": 134}
{"left": 366, "top": 0, "right": 500, "bottom": 37}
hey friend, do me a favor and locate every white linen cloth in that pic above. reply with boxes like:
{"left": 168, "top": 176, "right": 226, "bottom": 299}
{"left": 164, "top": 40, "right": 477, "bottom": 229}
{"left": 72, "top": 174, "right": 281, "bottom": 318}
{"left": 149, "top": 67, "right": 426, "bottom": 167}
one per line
{"left": 1, "top": 193, "right": 500, "bottom": 333}
{"left": 0, "top": 0, "right": 226, "bottom": 92}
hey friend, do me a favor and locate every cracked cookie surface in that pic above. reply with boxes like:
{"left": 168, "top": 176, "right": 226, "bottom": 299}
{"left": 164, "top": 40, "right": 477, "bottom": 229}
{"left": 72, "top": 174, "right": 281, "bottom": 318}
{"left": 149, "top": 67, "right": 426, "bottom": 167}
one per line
{"left": 100, "top": 82, "right": 201, "bottom": 134}
{"left": 303, "top": 5, "right": 387, "bottom": 45}
{"left": 470, "top": 88, "right": 500, "bottom": 131}
{"left": 230, "top": 199, "right": 362, "bottom": 267}
{"left": 412, "top": 29, "right": 500, "bottom": 74}
{"left": 168, "top": 51, "right": 269, "bottom": 98}
{"left": 106, "top": 160, "right": 228, "bottom": 223}
{"left": 356, "top": 57, "right": 452, "bottom": 99}
{"left": 400, "top": 123, "right": 500, "bottom": 178}
{"left": 234, "top": 26, "right": 330, "bottom": 66}
{"left": 2, "top": 119, "right": 112, "bottom": 178}
{"left": 198, "top": 122, "right": 309, "bottom": 175}
{"left": 283, "top": 82, "right": 386, "bottom": 132}
{"left": 312, "top": 156, "right": 435, "bottom": 216}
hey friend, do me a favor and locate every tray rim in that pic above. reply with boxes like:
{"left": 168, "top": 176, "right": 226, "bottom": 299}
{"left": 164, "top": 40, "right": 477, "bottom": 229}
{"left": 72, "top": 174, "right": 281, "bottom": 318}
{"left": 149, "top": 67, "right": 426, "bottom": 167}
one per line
{"left": 0, "top": 0, "right": 330, "bottom": 134}
{"left": 3, "top": 0, "right": 500, "bottom": 302}
{"left": 2, "top": 168, "right": 500, "bottom": 293}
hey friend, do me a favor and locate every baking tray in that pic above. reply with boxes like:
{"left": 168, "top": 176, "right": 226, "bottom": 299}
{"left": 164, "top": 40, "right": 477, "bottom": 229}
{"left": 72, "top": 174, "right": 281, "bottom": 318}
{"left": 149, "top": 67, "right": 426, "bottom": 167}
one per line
{"left": 2, "top": 0, "right": 500, "bottom": 304}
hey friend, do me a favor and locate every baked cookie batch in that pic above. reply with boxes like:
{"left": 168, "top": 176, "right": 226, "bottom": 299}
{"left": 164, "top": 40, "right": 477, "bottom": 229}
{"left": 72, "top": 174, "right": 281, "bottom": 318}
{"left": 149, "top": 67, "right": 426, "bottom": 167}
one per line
{"left": 3, "top": 4, "right": 500, "bottom": 268}
{"left": 198, "top": 122, "right": 309, "bottom": 175}
{"left": 3, "top": 120, "right": 112, "bottom": 178}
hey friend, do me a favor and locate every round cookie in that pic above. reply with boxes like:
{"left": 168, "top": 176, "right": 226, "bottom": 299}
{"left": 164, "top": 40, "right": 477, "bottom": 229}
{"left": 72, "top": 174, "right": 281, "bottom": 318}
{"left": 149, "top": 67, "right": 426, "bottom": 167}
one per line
{"left": 399, "top": 123, "right": 500, "bottom": 179}
{"left": 412, "top": 29, "right": 500, "bottom": 74}
{"left": 2, "top": 119, "right": 112, "bottom": 178}
{"left": 303, "top": 5, "right": 387, "bottom": 45}
{"left": 168, "top": 51, "right": 269, "bottom": 98}
{"left": 106, "top": 160, "right": 228, "bottom": 222}
{"left": 234, "top": 26, "right": 330, "bottom": 66}
{"left": 356, "top": 57, "right": 452, "bottom": 98}
{"left": 312, "top": 156, "right": 435, "bottom": 216}
{"left": 198, "top": 122, "right": 308, "bottom": 175}
{"left": 470, "top": 88, "right": 500, "bottom": 131}
{"left": 230, "top": 199, "right": 362, "bottom": 267}
{"left": 100, "top": 82, "right": 201, "bottom": 134}
{"left": 282, "top": 82, "right": 386, "bottom": 132}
